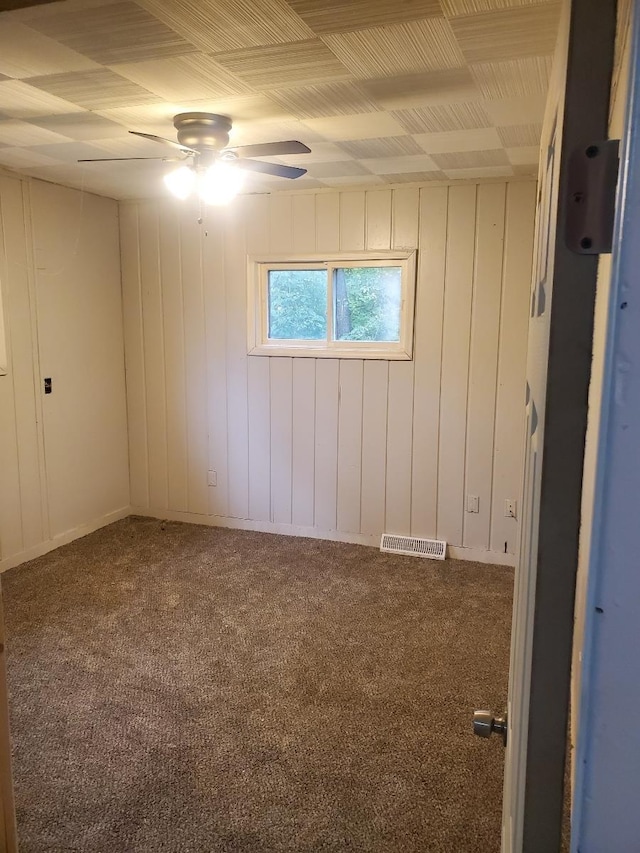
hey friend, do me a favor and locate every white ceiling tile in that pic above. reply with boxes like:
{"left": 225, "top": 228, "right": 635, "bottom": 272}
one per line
{"left": 0, "top": 147, "right": 63, "bottom": 168}
{"left": 25, "top": 1, "right": 198, "bottom": 66}
{"left": 483, "top": 93, "right": 547, "bottom": 125}
{"left": 300, "top": 112, "right": 407, "bottom": 141}
{"left": 393, "top": 101, "right": 491, "bottom": 133}
{"left": 288, "top": 0, "right": 442, "bottom": 34}
{"left": 322, "top": 19, "right": 465, "bottom": 78}
{"left": 306, "top": 160, "right": 372, "bottom": 178}
{"left": 28, "top": 140, "right": 125, "bottom": 164}
{"left": 383, "top": 170, "right": 448, "bottom": 183}
{"left": 268, "top": 81, "right": 381, "bottom": 119}
{"left": 497, "top": 123, "right": 541, "bottom": 146}
{"left": 415, "top": 127, "right": 503, "bottom": 153}
{"left": 449, "top": 4, "right": 561, "bottom": 63}
{"left": 0, "top": 79, "right": 84, "bottom": 118}
{"left": 431, "top": 147, "right": 509, "bottom": 168}
{"left": 264, "top": 142, "right": 354, "bottom": 164}
{"left": 137, "top": 0, "right": 314, "bottom": 53}
{"left": 0, "top": 119, "right": 69, "bottom": 147}
{"left": 442, "top": 0, "right": 558, "bottom": 15}
{"left": 0, "top": 21, "right": 100, "bottom": 79}
{"left": 361, "top": 68, "right": 481, "bottom": 110}
{"left": 113, "top": 55, "right": 251, "bottom": 102}
{"left": 228, "top": 118, "right": 324, "bottom": 147}
{"left": 93, "top": 102, "right": 190, "bottom": 135}
{"left": 444, "top": 164, "right": 515, "bottom": 178}
{"left": 26, "top": 112, "right": 128, "bottom": 141}
{"left": 86, "top": 135, "right": 175, "bottom": 158}
{"left": 337, "top": 136, "right": 424, "bottom": 158}
{"left": 506, "top": 145, "right": 539, "bottom": 165}
{"left": 214, "top": 39, "right": 351, "bottom": 89}
{"left": 360, "top": 154, "right": 440, "bottom": 174}
{"left": 6, "top": 0, "right": 123, "bottom": 23}
{"left": 0, "top": 0, "right": 561, "bottom": 197}
{"left": 470, "top": 56, "right": 552, "bottom": 99}
{"left": 320, "top": 174, "right": 386, "bottom": 186}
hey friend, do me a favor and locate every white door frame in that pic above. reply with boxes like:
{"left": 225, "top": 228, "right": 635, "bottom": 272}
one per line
{"left": 571, "top": 0, "right": 640, "bottom": 847}
{"left": 501, "top": 0, "right": 618, "bottom": 849}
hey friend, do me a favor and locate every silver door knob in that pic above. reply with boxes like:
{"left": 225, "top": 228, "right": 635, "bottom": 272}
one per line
{"left": 473, "top": 710, "right": 507, "bottom": 746}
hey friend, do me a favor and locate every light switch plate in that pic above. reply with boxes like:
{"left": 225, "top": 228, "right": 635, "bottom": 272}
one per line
{"left": 466, "top": 494, "right": 479, "bottom": 513}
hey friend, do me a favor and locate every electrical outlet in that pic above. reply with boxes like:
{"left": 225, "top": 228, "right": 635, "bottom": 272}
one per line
{"left": 466, "top": 494, "right": 479, "bottom": 513}
{"left": 505, "top": 499, "right": 517, "bottom": 519}
{"left": 207, "top": 470, "right": 217, "bottom": 487}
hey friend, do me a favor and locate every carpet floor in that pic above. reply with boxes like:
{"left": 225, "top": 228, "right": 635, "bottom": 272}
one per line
{"left": 2, "top": 517, "right": 513, "bottom": 853}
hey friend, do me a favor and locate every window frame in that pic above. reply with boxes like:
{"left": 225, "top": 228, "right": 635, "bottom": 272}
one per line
{"left": 247, "top": 251, "right": 417, "bottom": 360}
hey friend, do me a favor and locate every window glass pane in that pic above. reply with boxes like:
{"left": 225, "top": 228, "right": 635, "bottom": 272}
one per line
{"left": 334, "top": 266, "right": 402, "bottom": 342}
{"left": 268, "top": 269, "right": 327, "bottom": 340}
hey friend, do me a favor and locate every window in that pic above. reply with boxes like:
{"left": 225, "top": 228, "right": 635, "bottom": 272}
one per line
{"left": 248, "top": 252, "right": 416, "bottom": 359}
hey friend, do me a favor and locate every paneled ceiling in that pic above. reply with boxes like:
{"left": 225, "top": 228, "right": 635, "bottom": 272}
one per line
{"left": 0, "top": 0, "right": 559, "bottom": 200}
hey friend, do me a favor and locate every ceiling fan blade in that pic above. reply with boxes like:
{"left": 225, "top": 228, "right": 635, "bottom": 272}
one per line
{"left": 229, "top": 140, "right": 311, "bottom": 158}
{"left": 235, "top": 159, "right": 307, "bottom": 179}
{"left": 78, "top": 156, "right": 175, "bottom": 162}
{"left": 129, "top": 131, "right": 196, "bottom": 154}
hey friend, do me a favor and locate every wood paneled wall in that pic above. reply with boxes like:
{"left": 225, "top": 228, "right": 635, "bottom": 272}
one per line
{"left": 121, "top": 180, "right": 536, "bottom": 563}
{"left": 0, "top": 173, "right": 130, "bottom": 571}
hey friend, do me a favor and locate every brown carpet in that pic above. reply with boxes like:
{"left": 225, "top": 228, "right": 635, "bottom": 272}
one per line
{"left": 2, "top": 516, "right": 513, "bottom": 853}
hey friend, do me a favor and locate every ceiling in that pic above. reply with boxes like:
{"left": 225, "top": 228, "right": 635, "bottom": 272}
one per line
{"left": 0, "top": 0, "right": 559, "bottom": 200}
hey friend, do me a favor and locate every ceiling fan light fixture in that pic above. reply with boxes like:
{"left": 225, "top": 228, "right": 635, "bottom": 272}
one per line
{"left": 198, "top": 162, "right": 245, "bottom": 206}
{"left": 164, "top": 165, "right": 196, "bottom": 200}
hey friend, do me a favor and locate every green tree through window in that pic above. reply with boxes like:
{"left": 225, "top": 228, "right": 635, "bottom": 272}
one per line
{"left": 334, "top": 266, "right": 401, "bottom": 342}
{"left": 267, "top": 266, "right": 401, "bottom": 342}
{"left": 268, "top": 269, "right": 327, "bottom": 339}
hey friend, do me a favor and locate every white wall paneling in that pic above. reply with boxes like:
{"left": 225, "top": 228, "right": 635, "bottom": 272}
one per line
{"left": 0, "top": 173, "right": 129, "bottom": 570}
{"left": 437, "top": 184, "right": 477, "bottom": 546}
{"left": 411, "top": 186, "right": 448, "bottom": 539}
{"left": 121, "top": 181, "right": 536, "bottom": 563}
{"left": 0, "top": 175, "right": 45, "bottom": 562}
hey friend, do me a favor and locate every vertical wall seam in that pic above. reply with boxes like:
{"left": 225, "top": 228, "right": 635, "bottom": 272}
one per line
{"left": 199, "top": 211, "right": 208, "bottom": 515}
{"left": 311, "top": 359, "right": 317, "bottom": 528}
{"left": 357, "top": 359, "right": 364, "bottom": 536}
{"left": 434, "top": 188, "right": 450, "bottom": 540}
{"left": 488, "top": 183, "right": 509, "bottom": 551}
{"left": 116, "top": 201, "right": 133, "bottom": 511}
{"left": 461, "top": 184, "right": 480, "bottom": 545}
{"left": 287, "top": 199, "right": 294, "bottom": 525}
{"left": 335, "top": 359, "right": 342, "bottom": 530}
{"left": 409, "top": 190, "right": 420, "bottom": 538}
{"left": 289, "top": 356, "right": 293, "bottom": 525}
{"left": 178, "top": 211, "right": 189, "bottom": 511}
{"left": 136, "top": 206, "right": 150, "bottom": 509}
{"left": 157, "top": 207, "right": 169, "bottom": 511}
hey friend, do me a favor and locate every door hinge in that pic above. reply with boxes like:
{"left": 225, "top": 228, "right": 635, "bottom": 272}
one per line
{"left": 565, "top": 139, "right": 620, "bottom": 254}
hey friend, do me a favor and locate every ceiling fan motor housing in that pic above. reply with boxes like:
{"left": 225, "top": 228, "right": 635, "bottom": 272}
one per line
{"left": 174, "top": 112, "right": 232, "bottom": 150}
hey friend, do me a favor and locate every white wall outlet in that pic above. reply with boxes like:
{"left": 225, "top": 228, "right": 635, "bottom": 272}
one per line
{"left": 207, "top": 470, "right": 217, "bottom": 487}
{"left": 466, "top": 494, "right": 479, "bottom": 513}
{"left": 505, "top": 499, "right": 517, "bottom": 519}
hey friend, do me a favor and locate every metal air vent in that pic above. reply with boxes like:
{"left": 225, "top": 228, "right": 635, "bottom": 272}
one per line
{"left": 380, "top": 534, "right": 446, "bottom": 560}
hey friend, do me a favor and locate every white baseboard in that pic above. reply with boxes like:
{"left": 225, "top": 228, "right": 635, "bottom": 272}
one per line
{"left": 131, "top": 507, "right": 517, "bottom": 567}
{"left": 0, "top": 506, "right": 132, "bottom": 573}
{"left": 447, "top": 545, "right": 515, "bottom": 567}
{"left": 1, "top": 505, "right": 517, "bottom": 572}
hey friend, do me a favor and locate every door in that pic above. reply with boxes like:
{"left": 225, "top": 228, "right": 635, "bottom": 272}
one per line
{"left": 495, "top": 1, "right": 617, "bottom": 850}
{"left": 30, "top": 182, "right": 129, "bottom": 539}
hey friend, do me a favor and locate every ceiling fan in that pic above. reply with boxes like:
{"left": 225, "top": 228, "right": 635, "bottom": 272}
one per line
{"left": 78, "top": 112, "right": 312, "bottom": 204}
